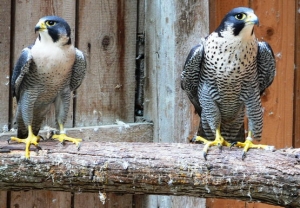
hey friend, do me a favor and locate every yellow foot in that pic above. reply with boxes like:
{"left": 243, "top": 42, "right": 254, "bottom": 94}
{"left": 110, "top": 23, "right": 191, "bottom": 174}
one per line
{"left": 234, "top": 137, "right": 275, "bottom": 160}
{"left": 52, "top": 133, "right": 82, "bottom": 149}
{"left": 9, "top": 135, "right": 41, "bottom": 159}
{"left": 192, "top": 134, "right": 231, "bottom": 160}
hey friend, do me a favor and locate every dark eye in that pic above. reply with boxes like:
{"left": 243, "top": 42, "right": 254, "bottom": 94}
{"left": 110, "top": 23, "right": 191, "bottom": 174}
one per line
{"left": 46, "top": 21, "right": 56, "bottom": 26}
{"left": 235, "top": 13, "right": 246, "bottom": 20}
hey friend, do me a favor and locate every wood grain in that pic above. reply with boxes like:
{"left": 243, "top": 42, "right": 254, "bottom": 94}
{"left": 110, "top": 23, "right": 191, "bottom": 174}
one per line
{"left": 251, "top": 0, "right": 295, "bottom": 149}
{"left": 75, "top": 0, "right": 137, "bottom": 126}
{"left": 143, "top": 0, "right": 209, "bottom": 206}
{"left": 144, "top": 0, "right": 209, "bottom": 142}
{"left": 0, "top": 191, "right": 7, "bottom": 208}
{"left": 0, "top": 142, "right": 299, "bottom": 207}
{"left": 294, "top": 0, "right": 300, "bottom": 147}
{"left": 74, "top": 192, "right": 132, "bottom": 208}
{"left": 2, "top": 123, "right": 153, "bottom": 143}
{"left": 0, "top": 0, "right": 11, "bottom": 132}
{"left": 10, "top": 190, "right": 71, "bottom": 208}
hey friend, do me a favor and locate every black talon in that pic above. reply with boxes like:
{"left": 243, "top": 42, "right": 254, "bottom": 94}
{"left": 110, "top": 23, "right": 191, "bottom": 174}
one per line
{"left": 230, "top": 142, "right": 237, "bottom": 149}
{"left": 49, "top": 130, "right": 55, "bottom": 139}
{"left": 77, "top": 143, "right": 81, "bottom": 151}
{"left": 242, "top": 152, "right": 247, "bottom": 160}
{"left": 7, "top": 138, "right": 11, "bottom": 144}
{"left": 218, "top": 144, "right": 223, "bottom": 152}
{"left": 191, "top": 136, "right": 197, "bottom": 143}
{"left": 203, "top": 151, "right": 208, "bottom": 160}
{"left": 36, "top": 145, "right": 42, "bottom": 151}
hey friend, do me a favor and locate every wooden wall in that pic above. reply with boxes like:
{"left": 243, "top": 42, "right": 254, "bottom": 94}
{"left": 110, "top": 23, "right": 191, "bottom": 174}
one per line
{"left": 295, "top": 0, "right": 300, "bottom": 147}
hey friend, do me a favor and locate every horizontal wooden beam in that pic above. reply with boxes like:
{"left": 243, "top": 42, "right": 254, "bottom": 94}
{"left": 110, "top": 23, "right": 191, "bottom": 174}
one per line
{"left": 0, "top": 141, "right": 299, "bottom": 207}
{"left": 0, "top": 123, "right": 153, "bottom": 143}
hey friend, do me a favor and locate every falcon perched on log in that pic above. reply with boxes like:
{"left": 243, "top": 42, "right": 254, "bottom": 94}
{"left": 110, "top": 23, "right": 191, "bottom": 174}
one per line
{"left": 181, "top": 7, "right": 276, "bottom": 160}
{"left": 10, "top": 16, "right": 86, "bottom": 158}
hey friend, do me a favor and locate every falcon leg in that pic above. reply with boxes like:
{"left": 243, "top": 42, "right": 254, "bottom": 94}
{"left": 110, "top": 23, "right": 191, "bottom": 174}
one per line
{"left": 10, "top": 125, "right": 41, "bottom": 159}
{"left": 193, "top": 127, "right": 231, "bottom": 160}
{"left": 51, "top": 124, "right": 82, "bottom": 149}
{"left": 234, "top": 131, "right": 274, "bottom": 160}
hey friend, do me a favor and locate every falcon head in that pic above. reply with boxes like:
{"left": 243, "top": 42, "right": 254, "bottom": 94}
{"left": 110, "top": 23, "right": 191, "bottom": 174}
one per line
{"left": 215, "top": 7, "right": 259, "bottom": 39}
{"left": 35, "top": 16, "right": 71, "bottom": 45}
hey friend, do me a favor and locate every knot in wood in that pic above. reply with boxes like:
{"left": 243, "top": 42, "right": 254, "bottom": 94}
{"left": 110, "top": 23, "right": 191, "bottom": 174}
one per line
{"left": 102, "top": 35, "right": 110, "bottom": 50}
{"left": 265, "top": 27, "right": 274, "bottom": 40}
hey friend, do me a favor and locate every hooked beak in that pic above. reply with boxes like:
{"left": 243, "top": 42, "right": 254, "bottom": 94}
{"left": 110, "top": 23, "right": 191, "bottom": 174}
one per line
{"left": 34, "top": 20, "right": 47, "bottom": 33}
{"left": 245, "top": 13, "right": 259, "bottom": 26}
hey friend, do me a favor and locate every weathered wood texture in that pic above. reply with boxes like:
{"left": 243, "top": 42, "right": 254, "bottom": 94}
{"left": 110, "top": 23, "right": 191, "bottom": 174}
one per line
{"left": 208, "top": 0, "right": 295, "bottom": 207}
{"left": 0, "top": 142, "right": 299, "bottom": 207}
{"left": 144, "top": 0, "right": 208, "bottom": 143}
{"left": 1, "top": 123, "right": 151, "bottom": 208}
{"left": 0, "top": 191, "right": 7, "bottom": 208}
{"left": 74, "top": 192, "right": 132, "bottom": 208}
{"left": 1, "top": 123, "right": 153, "bottom": 143}
{"left": 294, "top": 0, "right": 300, "bottom": 148}
{"left": 75, "top": 0, "right": 137, "bottom": 126}
{"left": 0, "top": 0, "right": 11, "bottom": 131}
{"left": 143, "top": 0, "right": 208, "bottom": 207}
{"left": 10, "top": 190, "right": 72, "bottom": 208}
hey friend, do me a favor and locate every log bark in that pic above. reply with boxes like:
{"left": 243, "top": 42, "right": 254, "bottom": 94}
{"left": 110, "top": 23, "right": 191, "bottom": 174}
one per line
{"left": 0, "top": 139, "right": 299, "bottom": 207}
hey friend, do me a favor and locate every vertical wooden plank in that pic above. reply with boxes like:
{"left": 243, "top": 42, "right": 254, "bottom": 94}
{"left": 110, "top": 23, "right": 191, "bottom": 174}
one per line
{"left": 171, "top": 196, "right": 206, "bottom": 208}
{"left": 75, "top": 0, "right": 138, "bottom": 195}
{"left": 10, "top": 190, "right": 71, "bottom": 208}
{"left": 144, "top": 0, "right": 209, "bottom": 141}
{"left": 144, "top": 0, "right": 208, "bottom": 207}
{"left": 75, "top": 0, "right": 137, "bottom": 126}
{"left": 12, "top": 0, "right": 76, "bottom": 129}
{"left": 207, "top": 199, "right": 246, "bottom": 208}
{"left": 0, "top": 0, "right": 11, "bottom": 132}
{"left": 293, "top": 0, "right": 300, "bottom": 147}
{"left": 251, "top": 0, "right": 295, "bottom": 149}
{"left": 0, "top": 191, "right": 7, "bottom": 208}
{"left": 74, "top": 193, "right": 132, "bottom": 208}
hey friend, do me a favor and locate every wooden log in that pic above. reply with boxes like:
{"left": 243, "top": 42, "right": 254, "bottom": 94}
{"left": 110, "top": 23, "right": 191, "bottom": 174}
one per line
{"left": 0, "top": 141, "right": 299, "bottom": 207}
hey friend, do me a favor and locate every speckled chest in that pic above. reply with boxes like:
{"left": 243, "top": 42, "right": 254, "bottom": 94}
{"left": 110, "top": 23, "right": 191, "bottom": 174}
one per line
{"left": 31, "top": 41, "right": 76, "bottom": 87}
{"left": 203, "top": 32, "right": 258, "bottom": 88}
{"left": 205, "top": 33, "right": 257, "bottom": 82}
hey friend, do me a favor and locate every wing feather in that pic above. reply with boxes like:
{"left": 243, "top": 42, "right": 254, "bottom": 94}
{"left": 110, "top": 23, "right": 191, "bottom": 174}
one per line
{"left": 70, "top": 48, "right": 87, "bottom": 91}
{"left": 181, "top": 41, "right": 204, "bottom": 115}
{"left": 11, "top": 47, "right": 33, "bottom": 101}
{"left": 257, "top": 41, "right": 276, "bottom": 95}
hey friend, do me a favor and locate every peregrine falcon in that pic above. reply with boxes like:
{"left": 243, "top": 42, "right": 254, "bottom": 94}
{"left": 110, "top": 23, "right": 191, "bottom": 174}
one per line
{"left": 181, "top": 7, "right": 275, "bottom": 160}
{"left": 10, "top": 16, "right": 86, "bottom": 158}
